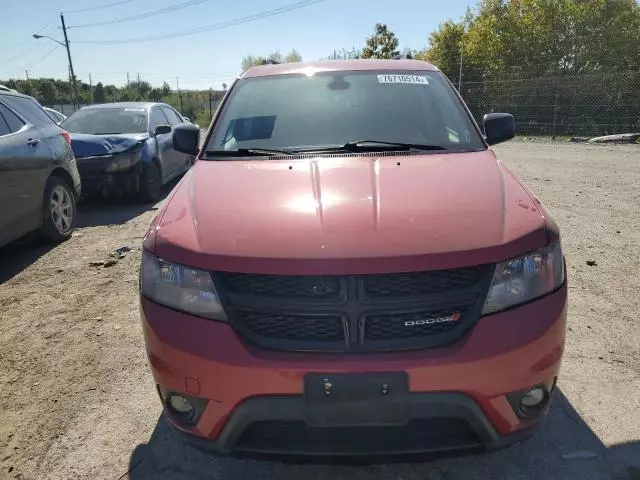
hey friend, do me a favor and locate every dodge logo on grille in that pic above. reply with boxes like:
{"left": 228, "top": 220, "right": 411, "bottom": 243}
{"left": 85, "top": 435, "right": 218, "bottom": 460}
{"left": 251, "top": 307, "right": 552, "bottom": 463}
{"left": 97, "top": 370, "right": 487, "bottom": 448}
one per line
{"left": 404, "top": 312, "right": 461, "bottom": 327}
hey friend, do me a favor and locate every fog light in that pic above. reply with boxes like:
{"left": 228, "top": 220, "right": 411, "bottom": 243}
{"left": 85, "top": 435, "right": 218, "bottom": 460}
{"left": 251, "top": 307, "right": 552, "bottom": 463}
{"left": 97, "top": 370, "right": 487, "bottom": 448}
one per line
{"left": 521, "top": 388, "right": 545, "bottom": 408}
{"left": 157, "top": 385, "right": 208, "bottom": 426}
{"left": 506, "top": 385, "right": 550, "bottom": 419}
{"left": 168, "top": 394, "right": 194, "bottom": 415}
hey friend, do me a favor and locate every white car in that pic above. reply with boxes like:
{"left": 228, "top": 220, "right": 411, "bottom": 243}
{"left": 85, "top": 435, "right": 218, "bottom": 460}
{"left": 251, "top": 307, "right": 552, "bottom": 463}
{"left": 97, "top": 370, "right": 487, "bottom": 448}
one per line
{"left": 44, "top": 107, "right": 67, "bottom": 124}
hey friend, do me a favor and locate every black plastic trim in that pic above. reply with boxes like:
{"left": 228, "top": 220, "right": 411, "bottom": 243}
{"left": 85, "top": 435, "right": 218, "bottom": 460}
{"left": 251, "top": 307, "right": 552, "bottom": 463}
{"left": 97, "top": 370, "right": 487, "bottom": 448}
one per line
{"left": 172, "top": 392, "right": 541, "bottom": 456}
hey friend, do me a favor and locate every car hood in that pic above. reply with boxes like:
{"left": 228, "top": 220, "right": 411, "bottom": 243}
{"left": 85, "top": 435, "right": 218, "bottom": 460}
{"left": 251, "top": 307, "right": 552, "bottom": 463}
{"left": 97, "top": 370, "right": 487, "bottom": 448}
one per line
{"left": 151, "top": 150, "right": 550, "bottom": 274}
{"left": 69, "top": 133, "right": 148, "bottom": 159}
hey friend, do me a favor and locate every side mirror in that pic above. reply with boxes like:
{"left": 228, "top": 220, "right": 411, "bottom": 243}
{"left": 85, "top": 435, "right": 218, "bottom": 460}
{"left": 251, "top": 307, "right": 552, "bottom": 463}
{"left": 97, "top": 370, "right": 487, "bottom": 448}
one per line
{"left": 172, "top": 124, "right": 200, "bottom": 155}
{"left": 483, "top": 113, "right": 515, "bottom": 146}
{"left": 154, "top": 124, "right": 172, "bottom": 136}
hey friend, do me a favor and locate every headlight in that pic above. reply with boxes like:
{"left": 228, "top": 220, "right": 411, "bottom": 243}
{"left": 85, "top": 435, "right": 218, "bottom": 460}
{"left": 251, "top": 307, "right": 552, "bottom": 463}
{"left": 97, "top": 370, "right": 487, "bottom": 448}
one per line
{"left": 482, "top": 243, "right": 565, "bottom": 315}
{"left": 104, "top": 152, "right": 141, "bottom": 172}
{"left": 140, "top": 251, "right": 227, "bottom": 320}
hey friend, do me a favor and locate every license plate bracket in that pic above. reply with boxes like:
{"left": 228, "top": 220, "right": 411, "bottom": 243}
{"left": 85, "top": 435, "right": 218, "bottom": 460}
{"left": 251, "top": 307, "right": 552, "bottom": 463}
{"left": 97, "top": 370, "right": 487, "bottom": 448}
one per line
{"left": 304, "top": 372, "right": 409, "bottom": 427}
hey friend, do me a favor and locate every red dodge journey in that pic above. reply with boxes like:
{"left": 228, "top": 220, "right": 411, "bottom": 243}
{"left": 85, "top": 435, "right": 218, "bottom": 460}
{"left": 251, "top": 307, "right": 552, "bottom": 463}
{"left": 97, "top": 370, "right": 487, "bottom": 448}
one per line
{"left": 139, "top": 59, "right": 567, "bottom": 457}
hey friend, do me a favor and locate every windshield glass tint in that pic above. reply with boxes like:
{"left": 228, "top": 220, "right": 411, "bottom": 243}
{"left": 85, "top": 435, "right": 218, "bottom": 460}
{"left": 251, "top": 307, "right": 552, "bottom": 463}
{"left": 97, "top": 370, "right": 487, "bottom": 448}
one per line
{"left": 207, "top": 70, "right": 484, "bottom": 153}
{"left": 61, "top": 107, "right": 148, "bottom": 135}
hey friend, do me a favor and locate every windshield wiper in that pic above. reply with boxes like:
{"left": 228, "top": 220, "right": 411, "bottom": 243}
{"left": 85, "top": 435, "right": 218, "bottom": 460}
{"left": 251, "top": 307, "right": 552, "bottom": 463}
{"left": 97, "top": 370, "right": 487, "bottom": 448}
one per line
{"left": 205, "top": 147, "right": 294, "bottom": 158}
{"left": 295, "top": 140, "right": 447, "bottom": 154}
{"left": 342, "top": 140, "right": 447, "bottom": 151}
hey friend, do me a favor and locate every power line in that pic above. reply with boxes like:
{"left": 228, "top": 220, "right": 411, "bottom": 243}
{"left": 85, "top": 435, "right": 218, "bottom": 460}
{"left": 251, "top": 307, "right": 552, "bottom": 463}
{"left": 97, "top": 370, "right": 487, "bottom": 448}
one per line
{"left": 73, "top": 0, "right": 328, "bottom": 44}
{"left": 65, "top": 0, "right": 139, "bottom": 14}
{"left": 0, "top": 22, "right": 56, "bottom": 64}
{"left": 24, "top": 46, "right": 60, "bottom": 70}
{"left": 68, "top": 0, "right": 208, "bottom": 29}
{"left": 1, "top": 44, "right": 47, "bottom": 64}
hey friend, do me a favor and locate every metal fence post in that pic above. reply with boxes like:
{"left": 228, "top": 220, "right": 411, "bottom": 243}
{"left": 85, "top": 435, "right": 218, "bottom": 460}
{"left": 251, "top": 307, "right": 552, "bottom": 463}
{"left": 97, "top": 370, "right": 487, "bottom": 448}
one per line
{"left": 209, "top": 88, "right": 212, "bottom": 119}
{"left": 552, "top": 71, "right": 560, "bottom": 137}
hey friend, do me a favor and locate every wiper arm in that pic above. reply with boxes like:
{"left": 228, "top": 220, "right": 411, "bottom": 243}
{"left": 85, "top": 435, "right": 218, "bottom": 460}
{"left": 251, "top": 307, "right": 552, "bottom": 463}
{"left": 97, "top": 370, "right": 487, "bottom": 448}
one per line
{"left": 342, "top": 140, "right": 447, "bottom": 151}
{"left": 294, "top": 140, "right": 447, "bottom": 154}
{"left": 205, "top": 147, "right": 294, "bottom": 157}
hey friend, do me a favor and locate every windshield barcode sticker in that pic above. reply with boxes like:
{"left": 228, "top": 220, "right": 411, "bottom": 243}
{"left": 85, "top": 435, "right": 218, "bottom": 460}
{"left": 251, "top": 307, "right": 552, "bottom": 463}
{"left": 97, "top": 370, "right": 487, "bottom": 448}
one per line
{"left": 377, "top": 74, "right": 429, "bottom": 85}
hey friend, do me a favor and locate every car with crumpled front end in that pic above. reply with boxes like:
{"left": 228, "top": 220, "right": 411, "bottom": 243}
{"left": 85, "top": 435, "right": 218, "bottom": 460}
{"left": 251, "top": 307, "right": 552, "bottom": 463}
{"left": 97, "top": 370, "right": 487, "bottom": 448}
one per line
{"left": 61, "top": 102, "right": 193, "bottom": 201}
{"left": 139, "top": 59, "right": 567, "bottom": 458}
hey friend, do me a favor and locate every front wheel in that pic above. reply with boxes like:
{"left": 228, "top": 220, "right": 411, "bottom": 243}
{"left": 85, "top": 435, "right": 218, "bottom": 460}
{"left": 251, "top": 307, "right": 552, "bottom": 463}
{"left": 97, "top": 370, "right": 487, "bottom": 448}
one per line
{"left": 139, "top": 162, "right": 163, "bottom": 202}
{"left": 41, "top": 176, "right": 76, "bottom": 242}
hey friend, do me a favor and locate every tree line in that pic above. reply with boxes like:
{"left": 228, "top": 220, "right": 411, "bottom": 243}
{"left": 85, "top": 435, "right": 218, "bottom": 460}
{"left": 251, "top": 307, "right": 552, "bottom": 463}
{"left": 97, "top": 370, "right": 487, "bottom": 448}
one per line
{"left": 3, "top": 0, "right": 639, "bottom": 134}
{"left": 0, "top": 77, "right": 226, "bottom": 128}
{"left": 283, "top": 0, "right": 638, "bottom": 135}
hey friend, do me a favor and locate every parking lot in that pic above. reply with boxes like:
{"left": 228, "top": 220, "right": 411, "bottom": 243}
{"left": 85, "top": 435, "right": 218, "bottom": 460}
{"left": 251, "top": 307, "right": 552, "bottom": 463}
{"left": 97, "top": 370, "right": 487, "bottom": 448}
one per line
{"left": 1, "top": 139, "right": 639, "bottom": 480}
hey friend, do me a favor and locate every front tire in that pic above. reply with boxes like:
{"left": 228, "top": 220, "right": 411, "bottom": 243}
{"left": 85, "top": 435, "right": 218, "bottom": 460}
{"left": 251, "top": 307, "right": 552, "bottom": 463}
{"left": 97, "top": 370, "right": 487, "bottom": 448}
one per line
{"left": 41, "top": 176, "right": 76, "bottom": 242}
{"left": 139, "top": 162, "right": 163, "bottom": 202}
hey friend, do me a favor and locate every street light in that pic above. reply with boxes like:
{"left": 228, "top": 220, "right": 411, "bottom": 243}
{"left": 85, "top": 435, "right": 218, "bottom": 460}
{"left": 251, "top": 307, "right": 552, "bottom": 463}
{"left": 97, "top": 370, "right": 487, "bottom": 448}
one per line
{"left": 32, "top": 34, "right": 65, "bottom": 47}
{"left": 32, "top": 13, "right": 78, "bottom": 109}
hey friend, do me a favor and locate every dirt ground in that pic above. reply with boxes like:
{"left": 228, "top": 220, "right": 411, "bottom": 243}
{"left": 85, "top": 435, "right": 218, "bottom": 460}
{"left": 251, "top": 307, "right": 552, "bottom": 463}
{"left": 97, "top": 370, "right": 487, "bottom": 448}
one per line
{"left": 1, "top": 140, "right": 639, "bottom": 480}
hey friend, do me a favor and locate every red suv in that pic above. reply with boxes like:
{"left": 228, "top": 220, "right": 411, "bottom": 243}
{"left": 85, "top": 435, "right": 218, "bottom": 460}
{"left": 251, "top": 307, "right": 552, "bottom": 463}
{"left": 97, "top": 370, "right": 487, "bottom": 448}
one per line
{"left": 139, "top": 59, "right": 567, "bottom": 457}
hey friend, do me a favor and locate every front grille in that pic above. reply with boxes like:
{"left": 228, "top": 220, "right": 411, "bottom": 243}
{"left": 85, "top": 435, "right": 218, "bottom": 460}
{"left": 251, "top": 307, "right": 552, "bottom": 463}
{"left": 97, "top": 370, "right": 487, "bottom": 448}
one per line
{"left": 213, "top": 265, "right": 493, "bottom": 352}
{"left": 217, "top": 272, "right": 342, "bottom": 299}
{"left": 363, "top": 309, "right": 461, "bottom": 341}
{"left": 235, "top": 419, "right": 481, "bottom": 455}
{"left": 363, "top": 268, "right": 486, "bottom": 298}
{"left": 235, "top": 310, "right": 345, "bottom": 342}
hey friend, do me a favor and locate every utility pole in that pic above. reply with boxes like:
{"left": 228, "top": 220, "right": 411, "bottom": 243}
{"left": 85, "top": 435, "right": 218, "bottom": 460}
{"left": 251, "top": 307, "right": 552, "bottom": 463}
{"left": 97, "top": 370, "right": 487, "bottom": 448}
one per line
{"left": 25, "top": 70, "right": 30, "bottom": 81}
{"left": 126, "top": 72, "right": 130, "bottom": 87}
{"left": 60, "top": 13, "right": 78, "bottom": 109}
{"left": 89, "top": 73, "right": 93, "bottom": 104}
{"left": 457, "top": 46, "right": 463, "bottom": 92}
{"left": 137, "top": 73, "right": 140, "bottom": 97}
{"left": 176, "top": 76, "right": 183, "bottom": 112}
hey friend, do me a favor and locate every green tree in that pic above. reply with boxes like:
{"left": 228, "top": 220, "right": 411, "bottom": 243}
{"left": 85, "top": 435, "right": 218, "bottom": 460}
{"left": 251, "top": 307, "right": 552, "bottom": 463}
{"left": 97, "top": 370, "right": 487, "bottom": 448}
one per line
{"left": 285, "top": 49, "right": 302, "bottom": 63}
{"left": 242, "top": 49, "right": 302, "bottom": 69}
{"left": 161, "top": 81, "right": 171, "bottom": 96}
{"left": 37, "top": 81, "right": 57, "bottom": 106}
{"left": 324, "top": 47, "right": 361, "bottom": 60}
{"left": 241, "top": 54, "right": 266, "bottom": 70}
{"left": 459, "top": 0, "right": 640, "bottom": 77}
{"left": 416, "top": 20, "right": 466, "bottom": 79}
{"left": 93, "top": 82, "right": 105, "bottom": 103}
{"left": 362, "top": 23, "right": 400, "bottom": 59}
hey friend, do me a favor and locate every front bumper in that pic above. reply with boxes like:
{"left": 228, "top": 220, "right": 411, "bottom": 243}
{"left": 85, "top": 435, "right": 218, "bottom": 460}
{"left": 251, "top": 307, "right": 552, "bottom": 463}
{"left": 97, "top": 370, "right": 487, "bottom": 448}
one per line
{"left": 76, "top": 156, "right": 141, "bottom": 197}
{"left": 140, "top": 284, "right": 567, "bottom": 456}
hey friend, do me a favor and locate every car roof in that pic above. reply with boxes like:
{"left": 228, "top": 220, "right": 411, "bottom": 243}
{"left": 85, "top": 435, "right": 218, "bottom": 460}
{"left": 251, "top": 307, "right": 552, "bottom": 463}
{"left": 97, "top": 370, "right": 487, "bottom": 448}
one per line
{"left": 241, "top": 59, "right": 439, "bottom": 79}
{"left": 0, "top": 88, "right": 33, "bottom": 98}
{"left": 80, "top": 102, "right": 163, "bottom": 111}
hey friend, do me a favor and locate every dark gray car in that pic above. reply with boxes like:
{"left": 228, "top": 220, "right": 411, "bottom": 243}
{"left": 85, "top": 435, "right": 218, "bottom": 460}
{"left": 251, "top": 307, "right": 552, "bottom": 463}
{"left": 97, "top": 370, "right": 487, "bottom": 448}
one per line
{"left": 0, "top": 90, "right": 81, "bottom": 247}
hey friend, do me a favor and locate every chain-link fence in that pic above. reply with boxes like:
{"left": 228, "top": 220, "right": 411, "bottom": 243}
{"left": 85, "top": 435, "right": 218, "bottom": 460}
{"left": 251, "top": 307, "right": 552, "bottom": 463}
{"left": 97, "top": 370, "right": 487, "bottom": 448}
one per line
{"left": 460, "top": 69, "right": 640, "bottom": 136}
{"left": 4, "top": 68, "right": 639, "bottom": 137}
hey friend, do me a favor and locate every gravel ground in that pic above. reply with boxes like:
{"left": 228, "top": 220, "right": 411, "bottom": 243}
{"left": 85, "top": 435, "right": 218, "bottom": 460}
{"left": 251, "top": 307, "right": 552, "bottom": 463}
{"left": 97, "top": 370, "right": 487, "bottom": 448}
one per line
{"left": 0, "top": 140, "right": 639, "bottom": 480}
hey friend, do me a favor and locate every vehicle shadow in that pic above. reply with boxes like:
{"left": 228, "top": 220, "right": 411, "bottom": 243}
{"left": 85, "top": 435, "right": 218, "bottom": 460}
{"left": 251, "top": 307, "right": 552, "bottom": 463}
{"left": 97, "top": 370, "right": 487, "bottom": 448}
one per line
{"left": 76, "top": 198, "right": 160, "bottom": 228}
{"left": 0, "top": 238, "right": 55, "bottom": 284}
{"left": 76, "top": 176, "right": 181, "bottom": 228}
{"left": 126, "top": 389, "right": 640, "bottom": 480}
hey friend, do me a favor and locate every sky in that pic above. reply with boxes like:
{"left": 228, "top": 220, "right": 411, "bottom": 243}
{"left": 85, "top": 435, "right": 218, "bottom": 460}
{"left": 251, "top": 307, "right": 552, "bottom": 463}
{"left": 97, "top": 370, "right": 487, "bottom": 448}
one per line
{"left": 1, "top": 0, "right": 473, "bottom": 90}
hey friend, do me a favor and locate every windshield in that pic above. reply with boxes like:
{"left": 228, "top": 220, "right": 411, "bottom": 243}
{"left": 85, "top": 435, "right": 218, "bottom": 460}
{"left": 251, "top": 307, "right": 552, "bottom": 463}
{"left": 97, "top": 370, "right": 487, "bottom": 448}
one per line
{"left": 61, "top": 107, "right": 148, "bottom": 135}
{"left": 206, "top": 70, "right": 484, "bottom": 155}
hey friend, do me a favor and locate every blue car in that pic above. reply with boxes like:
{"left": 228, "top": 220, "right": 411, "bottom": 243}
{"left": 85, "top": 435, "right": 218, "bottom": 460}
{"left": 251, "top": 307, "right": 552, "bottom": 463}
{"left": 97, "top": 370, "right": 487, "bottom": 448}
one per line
{"left": 60, "top": 102, "right": 195, "bottom": 201}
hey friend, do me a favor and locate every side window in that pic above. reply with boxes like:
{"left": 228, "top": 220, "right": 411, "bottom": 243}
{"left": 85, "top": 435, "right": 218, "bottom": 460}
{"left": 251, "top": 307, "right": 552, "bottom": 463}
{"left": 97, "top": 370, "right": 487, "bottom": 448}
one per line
{"left": 148, "top": 108, "right": 169, "bottom": 131}
{"left": 161, "top": 107, "right": 183, "bottom": 125}
{"left": 0, "top": 114, "right": 10, "bottom": 136}
{"left": 0, "top": 103, "right": 26, "bottom": 133}
{"left": 1, "top": 96, "right": 55, "bottom": 126}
